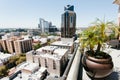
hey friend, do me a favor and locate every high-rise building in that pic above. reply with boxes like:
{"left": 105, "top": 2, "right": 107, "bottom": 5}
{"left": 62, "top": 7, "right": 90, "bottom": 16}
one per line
{"left": 61, "top": 5, "right": 76, "bottom": 38}
{"left": 49, "top": 23, "right": 58, "bottom": 33}
{"left": 38, "top": 18, "right": 49, "bottom": 33}
{"left": 38, "top": 18, "right": 58, "bottom": 34}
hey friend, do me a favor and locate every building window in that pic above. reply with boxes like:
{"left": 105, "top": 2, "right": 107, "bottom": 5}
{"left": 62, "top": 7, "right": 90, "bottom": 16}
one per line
{"left": 33, "top": 57, "right": 35, "bottom": 63}
{"left": 48, "top": 50, "right": 51, "bottom": 53}
{"left": 44, "top": 50, "right": 47, "bottom": 53}
{"left": 53, "top": 60, "right": 56, "bottom": 69}
{"left": 38, "top": 58, "right": 41, "bottom": 67}
{"left": 45, "top": 59, "right": 48, "bottom": 68}
{"left": 70, "top": 16, "right": 73, "bottom": 23}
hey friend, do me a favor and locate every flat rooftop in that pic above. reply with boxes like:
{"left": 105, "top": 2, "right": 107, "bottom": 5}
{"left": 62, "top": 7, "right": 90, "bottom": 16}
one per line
{"left": 36, "top": 49, "right": 68, "bottom": 60}
{"left": 51, "top": 41, "right": 73, "bottom": 47}
{"left": 22, "top": 63, "right": 39, "bottom": 73}
{"left": 12, "top": 63, "right": 46, "bottom": 80}
{"left": 16, "top": 62, "right": 39, "bottom": 73}
{"left": 16, "top": 38, "right": 32, "bottom": 42}
{"left": 31, "top": 67, "right": 47, "bottom": 78}
{"left": 36, "top": 46, "right": 58, "bottom": 52}
{"left": 0, "top": 52, "right": 12, "bottom": 60}
{"left": 30, "top": 46, "right": 68, "bottom": 60}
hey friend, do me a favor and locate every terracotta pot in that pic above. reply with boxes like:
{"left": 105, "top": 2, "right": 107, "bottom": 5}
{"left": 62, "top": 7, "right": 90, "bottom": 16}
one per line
{"left": 82, "top": 52, "right": 113, "bottom": 78}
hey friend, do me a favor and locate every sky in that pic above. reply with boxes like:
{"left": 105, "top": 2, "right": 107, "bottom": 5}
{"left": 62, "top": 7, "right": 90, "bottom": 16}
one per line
{"left": 0, "top": 0, "right": 118, "bottom": 29}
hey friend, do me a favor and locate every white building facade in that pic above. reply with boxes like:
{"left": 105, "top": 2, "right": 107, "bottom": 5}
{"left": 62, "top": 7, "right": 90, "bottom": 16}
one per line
{"left": 26, "top": 46, "right": 69, "bottom": 77}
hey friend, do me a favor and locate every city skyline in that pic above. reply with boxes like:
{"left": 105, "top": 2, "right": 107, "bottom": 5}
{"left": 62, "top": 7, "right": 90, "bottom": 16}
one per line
{"left": 0, "top": 0, "right": 118, "bottom": 28}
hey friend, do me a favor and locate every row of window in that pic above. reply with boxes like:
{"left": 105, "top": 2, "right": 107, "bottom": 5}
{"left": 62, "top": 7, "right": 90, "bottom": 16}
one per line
{"left": 45, "top": 59, "right": 56, "bottom": 69}
{"left": 58, "top": 46, "right": 70, "bottom": 49}
{"left": 35, "top": 58, "right": 56, "bottom": 70}
{"left": 42, "top": 49, "right": 53, "bottom": 54}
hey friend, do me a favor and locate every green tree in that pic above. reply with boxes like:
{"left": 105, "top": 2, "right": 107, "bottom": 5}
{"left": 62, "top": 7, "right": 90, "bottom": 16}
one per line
{"left": 3, "top": 50, "right": 9, "bottom": 53}
{"left": 16, "top": 57, "right": 26, "bottom": 65}
{"left": 19, "top": 53, "right": 26, "bottom": 57}
{"left": 0, "top": 65, "right": 7, "bottom": 77}
{"left": 80, "top": 18, "right": 114, "bottom": 57}
{"left": 6, "top": 56, "right": 19, "bottom": 69}
{"left": 33, "top": 43, "right": 41, "bottom": 50}
{"left": 0, "top": 54, "right": 26, "bottom": 77}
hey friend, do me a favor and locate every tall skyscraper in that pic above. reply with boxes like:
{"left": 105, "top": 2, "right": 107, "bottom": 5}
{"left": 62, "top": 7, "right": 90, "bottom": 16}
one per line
{"left": 38, "top": 18, "right": 49, "bottom": 33}
{"left": 61, "top": 5, "right": 76, "bottom": 38}
{"left": 38, "top": 18, "right": 58, "bottom": 34}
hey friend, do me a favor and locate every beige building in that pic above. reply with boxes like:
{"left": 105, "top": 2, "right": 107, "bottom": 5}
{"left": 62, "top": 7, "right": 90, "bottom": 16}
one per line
{"left": 0, "top": 38, "right": 32, "bottom": 54}
{"left": 6, "top": 39, "right": 15, "bottom": 53}
{"left": 0, "top": 39, "right": 7, "bottom": 52}
{"left": 14, "top": 39, "right": 33, "bottom": 54}
{"left": 26, "top": 46, "right": 69, "bottom": 77}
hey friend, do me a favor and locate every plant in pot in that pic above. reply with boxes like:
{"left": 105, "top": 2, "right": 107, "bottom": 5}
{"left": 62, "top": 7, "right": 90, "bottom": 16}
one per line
{"left": 80, "top": 19, "right": 114, "bottom": 79}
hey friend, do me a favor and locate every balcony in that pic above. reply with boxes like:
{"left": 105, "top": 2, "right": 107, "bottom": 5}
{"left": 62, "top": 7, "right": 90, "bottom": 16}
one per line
{"left": 65, "top": 43, "right": 120, "bottom": 80}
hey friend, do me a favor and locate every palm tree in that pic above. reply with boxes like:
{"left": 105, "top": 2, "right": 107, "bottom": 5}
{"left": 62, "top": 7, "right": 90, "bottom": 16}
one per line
{"left": 80, "top": 26, "right": 97, "bottom": 53}
{"left": 80, "top": 18, "right": 114, "bottom": 57}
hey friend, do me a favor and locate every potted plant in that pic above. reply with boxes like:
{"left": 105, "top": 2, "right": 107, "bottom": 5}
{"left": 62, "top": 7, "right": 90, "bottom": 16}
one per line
{"left": 80, "top": 19, "right": 114, "bottom": 79}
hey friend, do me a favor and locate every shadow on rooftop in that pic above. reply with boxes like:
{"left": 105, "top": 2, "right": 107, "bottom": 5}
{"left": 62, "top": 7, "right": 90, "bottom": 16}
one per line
{"left": 110, "top": 46, "right": 120, "bottom": 50}
{"left": 88, "top": 71, "right": 119, "bottom": 80}
{"left": 105, "top": 71, "right": 119, "bottom": 80}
